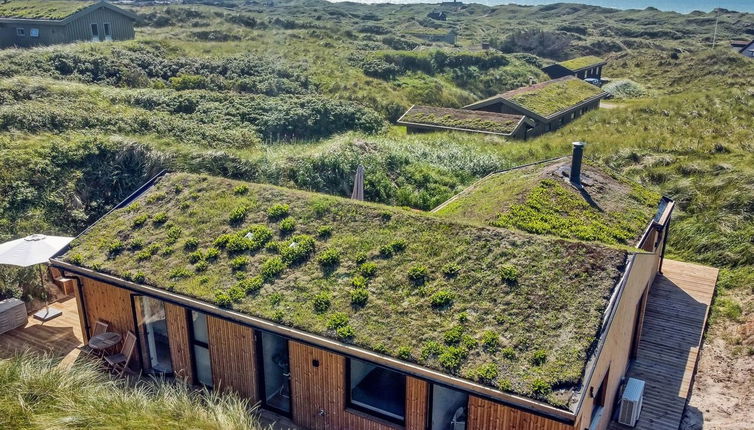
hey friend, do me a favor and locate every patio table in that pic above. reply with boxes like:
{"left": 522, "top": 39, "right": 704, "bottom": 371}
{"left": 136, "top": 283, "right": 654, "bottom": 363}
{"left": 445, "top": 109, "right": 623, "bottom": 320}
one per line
{"left": 88, "top": 332, "right": 122, "bottom": 352}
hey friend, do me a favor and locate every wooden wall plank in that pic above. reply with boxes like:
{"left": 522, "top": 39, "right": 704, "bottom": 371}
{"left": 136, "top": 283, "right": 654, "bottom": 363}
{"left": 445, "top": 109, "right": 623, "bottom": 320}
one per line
{"left": 79, "top": 276, "right": 135, "bottom": 353}
{"left": 165, "top": 303, "right": 192, "bottom": 384}
{"left": 468, "top": 395, "right": 573, "bottom": 430}
{"left": 206, "top": 315, "right": 257, "bottom": 401}
{"left": 405, "top": 376, "right": 429, "bottom": 430}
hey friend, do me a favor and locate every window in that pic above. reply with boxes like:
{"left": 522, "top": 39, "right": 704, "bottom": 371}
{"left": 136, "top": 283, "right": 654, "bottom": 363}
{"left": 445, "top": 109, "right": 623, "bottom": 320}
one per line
{"left": 136, "top": 296, "right": 173, "bottom": 374}
{"left": 347, "top": 358, "right": 406, "bottom": 423}
{"left": 90, "top": 23, "right": 99, "bottom": 40}
{"left": 30, "top": 28, "right": 39, "bottom": 38}
{"left": 429, "top": 384, "right": 468, "bottom": 430}
{"left": 588, "top": 368, "right": 609, "bottom": 430}
{"left": 16, "top": 28, "right": 25, "bottom": 37}
{"left": 190, "top": 311, "right": 213, "bottom": 387}
{"left": 258, "top": 331, "right": 292, "bottom": 414}
{"left": 103, "top": 22, "right": 112, "bottom": 40}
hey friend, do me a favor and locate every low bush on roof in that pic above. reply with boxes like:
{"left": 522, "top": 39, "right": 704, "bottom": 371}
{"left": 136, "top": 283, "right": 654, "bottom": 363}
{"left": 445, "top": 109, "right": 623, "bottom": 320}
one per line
{"left": 63, "top": 173, "right": 627, "bottom": 406}
{"left": 507, "top": 78, "right": 604, "bottom": 118}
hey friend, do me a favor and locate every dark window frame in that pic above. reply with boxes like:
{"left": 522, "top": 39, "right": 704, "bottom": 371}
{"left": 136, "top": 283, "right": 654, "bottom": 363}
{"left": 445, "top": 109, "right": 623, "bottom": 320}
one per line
{"left": 130, "top": 293, "right": 175, "bottom": 377}
{"left": 187, "top": 310, "right": 213, "bottom": 388}
{"left": 16, "top": 27, "right": 25, "bottom": 37}
{"left": 103, "top": 22, "right": 111, "bottom": 39}
{"left": 254, "top": 329, "right": 293, "bottom": 417}
{"left": 427, "top": 381, "right": 470, "bottom": 430}
{"left": 90, "top": 23, "right": 99, "bottom": 38}
{"left": 345, "top": 357, "right": 407, "bottom": 425}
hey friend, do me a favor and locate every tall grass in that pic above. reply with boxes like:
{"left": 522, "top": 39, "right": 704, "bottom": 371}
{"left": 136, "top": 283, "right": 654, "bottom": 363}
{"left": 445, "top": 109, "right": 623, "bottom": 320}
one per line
{"left": 0, "top": 353, "right": 267, "bottom": 430}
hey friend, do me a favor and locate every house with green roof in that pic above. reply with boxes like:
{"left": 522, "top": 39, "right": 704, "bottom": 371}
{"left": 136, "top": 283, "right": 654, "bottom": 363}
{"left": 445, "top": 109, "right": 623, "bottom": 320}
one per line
{"left": 397, "top": 105, "right": 527, "bottom": 138}
{"left": 543, "top": 56, "right": 606, "bottom": 80}
{"left": 0, "top": 0, "right": 136, "bottom": 48}
{"left": 464, "top": 76, "right": 607, "bottom": 138}
{"left": 49, "top": 143, "right": 677, "bottom": 430}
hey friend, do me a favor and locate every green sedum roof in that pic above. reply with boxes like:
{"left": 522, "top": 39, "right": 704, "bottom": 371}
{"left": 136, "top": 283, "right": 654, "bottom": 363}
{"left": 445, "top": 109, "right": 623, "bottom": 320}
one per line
{"left": 62, "top": 172, "right": 628, "bottom": 408}
{"left": 0, "top": 0, "right": 93, "bottom": 20}
{"left": 558, "top": 56, "right": 605, "bottom": 71}
{"left": 398, "top": 105, "right": 523, "bottom": 135}
{"left": 434, "top": 158, "right": 661, "bottom": 245}
{"left": 503, "top": 76, "right": 605, "bottom": 118}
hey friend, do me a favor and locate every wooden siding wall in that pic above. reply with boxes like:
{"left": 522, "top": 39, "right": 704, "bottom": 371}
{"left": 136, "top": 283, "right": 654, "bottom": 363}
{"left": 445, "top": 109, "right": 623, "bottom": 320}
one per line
{"left": 575, "top": 251, "right": 660, "bottom": 430}
{"left": 207, "top": 315, "right": 258, "bottom": 401}
{"left": 79, "top": 276, "right": 135, "bottom": 350}
{"left": 165, "top": 302, "right": 193, "bottom": 384}
{"left": 66, "top": 7, "right": 134, "bottom": 42}
{"left": 289, "top": 341, "right": 428, "bottom": 430}
{"left": 467, "top": 396, "right": 573, "bottom": 430}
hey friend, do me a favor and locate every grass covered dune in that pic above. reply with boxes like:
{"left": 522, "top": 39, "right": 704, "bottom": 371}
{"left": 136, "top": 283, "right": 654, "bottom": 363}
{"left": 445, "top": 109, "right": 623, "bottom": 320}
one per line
{"left": 0, "top": 353, "right": 266, "bottom": 430}
{"left": 64, "top": 172, "right": 626, "bottom": 406}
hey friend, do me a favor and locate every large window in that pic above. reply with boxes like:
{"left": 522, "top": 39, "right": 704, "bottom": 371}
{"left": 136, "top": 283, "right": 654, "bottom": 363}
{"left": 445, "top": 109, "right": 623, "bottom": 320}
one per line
{"left": 136, "top": 296, "right": 173, "bottom": 374}
{"left": 30, "top": 28, "right": 39, "bottom": 38}
{"left": 16, "top": 28, "right": 25, "bottom": 37}
{"left": 103, "top": 23, "right": 112, "bottom": 41}
{"left": 190, "top": 311, "right": 213, "bottom": 387}
{"left": 90, "top": 23, "right": 99, "bottom": 41}
{"left": 258, "top": 331, "right": 291, "bottom": 414}
{"left": 347, "top": 358, "right": 406, "bottom": 423}
{"left": 430, "top": 384, "right": 468, "bottom": 430}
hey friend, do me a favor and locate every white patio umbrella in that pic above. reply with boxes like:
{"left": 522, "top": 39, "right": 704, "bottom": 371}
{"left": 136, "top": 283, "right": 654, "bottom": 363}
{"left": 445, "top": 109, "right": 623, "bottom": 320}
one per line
{"left": 0, "top": 234, "right": 73, "bottom": 321}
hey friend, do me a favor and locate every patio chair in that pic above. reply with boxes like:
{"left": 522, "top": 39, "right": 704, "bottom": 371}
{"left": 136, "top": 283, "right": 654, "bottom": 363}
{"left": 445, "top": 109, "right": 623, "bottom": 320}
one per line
{"left": 81, "top": 320, "right": 109, "bottom": 356}
{"left": 104, "top": 331, "right": 137, "bottom": 376}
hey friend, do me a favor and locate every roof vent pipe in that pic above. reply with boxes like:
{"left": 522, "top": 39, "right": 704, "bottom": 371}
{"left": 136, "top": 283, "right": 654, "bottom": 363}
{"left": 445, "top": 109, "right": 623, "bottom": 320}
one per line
{"left": 570, "top": 141, "right": 586, "bottom": 186}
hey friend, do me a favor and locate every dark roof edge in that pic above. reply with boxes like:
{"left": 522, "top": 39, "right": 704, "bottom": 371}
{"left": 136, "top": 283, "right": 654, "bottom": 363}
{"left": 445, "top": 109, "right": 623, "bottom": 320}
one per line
{"left": 465, "top": 91, "right": 607, "bottom": 122}
{"left": 50, "top": 170, "right": 167, "bottom": 260}
{"left": 49, "top": 257, "right": 578, "bottom": 423}
{"left": 740, "top": 40, "right": 754, "bottom": 53}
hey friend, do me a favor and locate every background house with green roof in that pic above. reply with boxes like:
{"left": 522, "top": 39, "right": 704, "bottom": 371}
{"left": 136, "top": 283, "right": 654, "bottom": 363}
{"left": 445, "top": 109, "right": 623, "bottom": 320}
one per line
{"left": 465, "top": 76, "right": 607, "bottom": 138}
{"left": 48, "top": 144, "right": 679, "bottom": 430}
{"left": 0, "top": 0, "right": 136, "bottom": 48}
{"left": 397, "top": 105, "right": 527, "bottom": 139}
{"left": 543, "top": 55, "right": 606, "bottom": 80}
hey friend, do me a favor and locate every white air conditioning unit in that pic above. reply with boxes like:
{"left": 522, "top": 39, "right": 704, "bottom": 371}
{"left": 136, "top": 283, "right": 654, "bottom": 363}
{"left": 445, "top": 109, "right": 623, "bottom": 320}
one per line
{"left": 618, "top": 378, "right": 645, "bottom": 427}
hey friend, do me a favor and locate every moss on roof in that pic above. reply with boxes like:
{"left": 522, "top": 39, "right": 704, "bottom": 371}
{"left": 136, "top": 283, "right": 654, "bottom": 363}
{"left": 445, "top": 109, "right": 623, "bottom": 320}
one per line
{"left": 399, "top": 105, "right": 523, "bottom": 135}
{"left": 0, "top": 0, "right": 93, "bottom": 20}
{"left": 558, "top": 56, "right": 605, "bottom": 71}
{"left": 63, "top": 172, "right": 628, "bottom": 408}
{"left": 434, "top": 158, "right": 661, "bottom": 245}
{"left": 504, "top": 77, "right": 605, "bottom": 118}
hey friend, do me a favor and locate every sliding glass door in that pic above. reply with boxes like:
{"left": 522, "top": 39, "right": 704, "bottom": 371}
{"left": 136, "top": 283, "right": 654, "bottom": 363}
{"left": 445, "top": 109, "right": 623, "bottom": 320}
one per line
{"left": 257, "top": 331, "right": 291, "bottom": 414}
{"left": 134, "top": 295, "right": 173, "bottom": 375}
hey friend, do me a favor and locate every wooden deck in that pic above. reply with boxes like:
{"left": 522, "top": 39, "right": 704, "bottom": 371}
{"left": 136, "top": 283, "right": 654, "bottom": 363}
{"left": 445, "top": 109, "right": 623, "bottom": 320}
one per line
{"left": 609, "top": 259, "right": 718, "bottom": 430}
{"left": 0, "top": 297, "right": 83, "bottom": 368}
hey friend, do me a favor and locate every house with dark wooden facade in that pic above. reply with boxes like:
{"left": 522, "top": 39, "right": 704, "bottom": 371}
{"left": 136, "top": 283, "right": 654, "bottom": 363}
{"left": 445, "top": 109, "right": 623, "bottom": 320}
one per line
{"left": 542, "top": 56, "right": 606, "bottom": 80}
{"left": 464, "top": 76, "right": 607, "bottom": 138}
{"left": 49, "top": 141, "right": 679, "bottom": 430}
{"left": 397, "top": 105, "right": 527, "bottom": 139}
{"left": 732, "top": 39, "right": 754, "bottom": 58}
{"left": 0, "top": 0, "right": 136, "bottom": 48}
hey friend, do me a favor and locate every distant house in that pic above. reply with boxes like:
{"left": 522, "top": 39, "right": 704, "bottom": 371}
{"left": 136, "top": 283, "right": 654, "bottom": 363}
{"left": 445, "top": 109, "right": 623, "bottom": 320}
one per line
{"left": 426, "top": 10, "right": 447, "bottom": 21}
{"left": 464, "top": 76, "right": 607, "bottom": 138}
{"left": 543, "top": 56, "right": 606, "bottom": 80}
{"left": 733, "top": 40, "right": 754, "bottom": 58}
{"left": 397, "top": 105, "right": 527, "bottom": 139}
{"left": 0, "top": 1, "right": 137, "bottom": 48}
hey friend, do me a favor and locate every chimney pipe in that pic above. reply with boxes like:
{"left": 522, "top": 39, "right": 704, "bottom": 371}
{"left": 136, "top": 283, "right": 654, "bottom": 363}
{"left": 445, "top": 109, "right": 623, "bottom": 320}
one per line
{"left": 570, "top": 141, "right": 585, "bottom": 186}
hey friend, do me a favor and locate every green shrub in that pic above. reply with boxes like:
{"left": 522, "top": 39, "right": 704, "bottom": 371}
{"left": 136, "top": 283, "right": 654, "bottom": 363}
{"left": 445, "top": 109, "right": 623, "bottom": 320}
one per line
{"left": 438, "top": 346, "right": 467, "bottom": 371}
{"left": 500, "top": 265, "right": 519, "bottom": 283}
{"left": 214, "top": 289, "right": 233, "bottom": 308}
{"left": 205, "top": 247, "right": 220, "bottom": 261}
{"left": 132, "top": 214, "right": 148, "bottom": 228}
{"left": 421, "top": 341, "right": 443, "bottom": 360}
{"left": 461, "top": 335, "right": 478, "bottom": 350}
{"left": 279, "top": 217, "right": 296, "bottom": 234}
{"left": 261, "top": 256, "right": 285, "bottom": 280}
{"left": 441, "top": 262, "right": 460, "bottom": 278}
{"left": 407, "top": 265, "right": 429, "bottom": 285}
{"left": 444, "top": 326, "right": 464, "bottom": 345}
{"left": 183, "top": 238, "right": 199, "bottom": 251}
{"left": 213, "top": 234, "right": 233, "bottom": 249}
{"left": 531, "top": 350, "right": 547, "bottom": 366}
{"left": 152, "top": 212, "right": 168, "bottom": 225}
{"left": 351, "top": 288, "right": 369, "bottom": 307}
{"left": 230, "top": 256, "right": 249, "bottom": 271}
{"left": 169, "top": 267, "right": 191, "bottom": 279}
{"left": 481, "top": 331, "right": 499, "bottom": 350}
{"left": 379, "top": 244, "right": 394, "bottom": 258}
{"left": 355, "top": 252, "right": 368, "bottom": 264}
{"left": 238, "top": 276, "right": 264, "bottom": 294}
{"left": 717, "top": 296, "right": 743, "bottom": 321}
{"left": 430, "top": 290, "right": 454, "bottom": 308}
{"left": 317, "top": 225, "right": 333, "bottom": 238}
{"left": 350, "top": 275, "right": 367, "bottom": 289}
{"left": 166, "top": 226, "right": 182, "bottom": 244}
{"left": 279, "top": 235, "right": 315, "bottom": 264}
{"left": 498, "top": 379, "right": 512, "bottom": 392}
{"left": 359, "top": 262, "right": 377, "bottom": 277}
{"left": 133, "top": 271, "right": 146, "bottom": 283}
{"left": 267, "top": 203, "right": 290, "bottom": 220}
{"left": 313, "top": 292, "right": 332, "bottom": 313}
{"left": 396, "top": 346, "right": 412, "bottom": 361}
{"left": 457, "top": 312, "right": 468, "bottom": 323}
{"left": 194, "top": 261, "right": 209, "bottom": 272}
{"left": 326, "top": 312, "right": 349, "bottom": 329}
{"left": 501, "top": 347, "right": 516, "bottom": 360}
{"left": 269, "top": 292, "right": 283, "bottom": 306}
{"left": 336, "top": 325, "right": 355, "bottom": 340}
{"left": 233, "top": 184, "right": 249, "bottom": 195}
{"left": 229, "top": 205, "right": 249, "bottom": 224}
{"left": 317, "top": 248, "right": 341, "bottom": 267}
{"left": 473, "top": 363, "right": 498, "bottom": 383}
{"left": 69, "top": 253, "right": 83, "bottom": 265}
{"left": 530, "top": 379, "right": 552, "bottom": 397}
{"left": 106, "top": 240, "right": 124, "bottom": 257}
{"left": 187, "top": 250, "right": 204, "bottom": 264}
